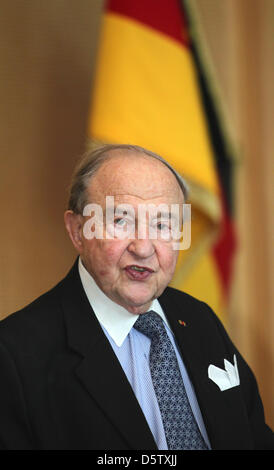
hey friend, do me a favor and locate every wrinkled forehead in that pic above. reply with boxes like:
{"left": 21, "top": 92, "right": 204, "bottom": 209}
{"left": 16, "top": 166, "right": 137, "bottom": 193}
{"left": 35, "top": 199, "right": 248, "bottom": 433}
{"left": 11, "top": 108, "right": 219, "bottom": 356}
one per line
{"left": 86, "top": 151, "right": 184, "bottom": 203}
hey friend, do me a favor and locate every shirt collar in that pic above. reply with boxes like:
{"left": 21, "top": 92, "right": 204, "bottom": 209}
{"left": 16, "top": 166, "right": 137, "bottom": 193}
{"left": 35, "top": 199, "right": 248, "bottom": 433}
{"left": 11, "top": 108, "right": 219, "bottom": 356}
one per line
{"left": 78, "top": 257, "right": 169, "bottom": 347}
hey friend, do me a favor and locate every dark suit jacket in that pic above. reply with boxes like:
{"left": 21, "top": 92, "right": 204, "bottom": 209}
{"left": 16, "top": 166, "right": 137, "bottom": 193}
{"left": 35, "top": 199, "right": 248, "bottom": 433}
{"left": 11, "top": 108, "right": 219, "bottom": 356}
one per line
{"left": 0, "top": 259, "right": 273, "bottom": 450}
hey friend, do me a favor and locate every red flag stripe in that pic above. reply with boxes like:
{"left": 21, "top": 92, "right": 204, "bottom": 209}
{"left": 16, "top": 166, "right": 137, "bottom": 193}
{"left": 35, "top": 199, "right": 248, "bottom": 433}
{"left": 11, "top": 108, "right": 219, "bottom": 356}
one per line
{"left": 212, "top": 188, "right": 237, "bottom": 297}
{"left": 107, "top": 0, "right": 190, "bottom": 47}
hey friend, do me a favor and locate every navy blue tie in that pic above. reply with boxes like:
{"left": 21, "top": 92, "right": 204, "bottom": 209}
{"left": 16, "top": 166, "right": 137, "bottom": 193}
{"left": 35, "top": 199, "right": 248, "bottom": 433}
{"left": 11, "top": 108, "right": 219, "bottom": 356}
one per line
{"left": 134, "top": 311, "right": 207, "bottom": 450}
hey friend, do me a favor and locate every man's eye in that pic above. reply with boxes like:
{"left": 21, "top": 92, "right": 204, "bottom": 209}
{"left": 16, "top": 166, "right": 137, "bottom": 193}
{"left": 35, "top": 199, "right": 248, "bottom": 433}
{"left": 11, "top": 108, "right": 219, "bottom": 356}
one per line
{"left": 114, "top": 218, "right": 127, "bottom": 227}
{"left": 157, "top": 222, "right": 170, "bottom": 231}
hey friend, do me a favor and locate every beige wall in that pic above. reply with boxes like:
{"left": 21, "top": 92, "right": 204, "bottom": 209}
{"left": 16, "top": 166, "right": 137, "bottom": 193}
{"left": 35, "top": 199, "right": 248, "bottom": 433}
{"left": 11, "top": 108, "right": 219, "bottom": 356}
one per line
{"left": 0, "top": 0, "right": 104, "bottom": 313}
{"left": 0, "top": 0, "right": 273, "bottom": 428}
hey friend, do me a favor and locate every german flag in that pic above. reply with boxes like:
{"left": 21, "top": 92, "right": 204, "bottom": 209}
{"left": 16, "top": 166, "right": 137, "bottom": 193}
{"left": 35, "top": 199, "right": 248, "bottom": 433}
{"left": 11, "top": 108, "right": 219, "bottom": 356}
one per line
{"left": 87, "top": 0, "right": 236, "bottom": 321}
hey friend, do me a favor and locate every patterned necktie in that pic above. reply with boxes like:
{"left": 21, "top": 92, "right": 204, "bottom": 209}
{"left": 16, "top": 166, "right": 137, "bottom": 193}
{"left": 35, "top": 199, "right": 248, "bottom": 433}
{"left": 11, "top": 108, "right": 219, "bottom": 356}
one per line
{"left": 134, "top": 310, "right": 208, "bottom": 450}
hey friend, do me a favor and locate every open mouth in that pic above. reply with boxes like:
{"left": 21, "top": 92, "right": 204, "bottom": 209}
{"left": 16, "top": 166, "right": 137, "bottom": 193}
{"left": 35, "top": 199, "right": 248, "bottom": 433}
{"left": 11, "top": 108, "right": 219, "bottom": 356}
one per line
{"left": 125, "top": 265, "right": 154, "bottom": 280}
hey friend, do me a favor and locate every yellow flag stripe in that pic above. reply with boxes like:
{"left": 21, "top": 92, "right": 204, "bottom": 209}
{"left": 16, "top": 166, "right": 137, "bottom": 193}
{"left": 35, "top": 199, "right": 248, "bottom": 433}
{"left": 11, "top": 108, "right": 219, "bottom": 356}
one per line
{"left": 171, "top": 250, "right": 225, "bottom": 320}
{"left": 89, "top": 13, "right": 219, "bottom": 197}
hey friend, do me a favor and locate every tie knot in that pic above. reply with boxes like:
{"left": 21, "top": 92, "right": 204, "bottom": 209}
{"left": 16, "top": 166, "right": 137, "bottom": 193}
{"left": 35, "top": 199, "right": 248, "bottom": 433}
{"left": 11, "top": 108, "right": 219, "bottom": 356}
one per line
{"left": 133, "top": 310, "right": 166, "bottom": 339}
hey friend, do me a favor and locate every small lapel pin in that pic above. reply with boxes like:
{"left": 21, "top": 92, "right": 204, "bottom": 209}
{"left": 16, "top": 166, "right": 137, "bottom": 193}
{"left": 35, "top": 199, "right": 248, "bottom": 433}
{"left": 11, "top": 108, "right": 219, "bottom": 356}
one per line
{"left": 178, "top": 320, "right": 187, "bottom": 326}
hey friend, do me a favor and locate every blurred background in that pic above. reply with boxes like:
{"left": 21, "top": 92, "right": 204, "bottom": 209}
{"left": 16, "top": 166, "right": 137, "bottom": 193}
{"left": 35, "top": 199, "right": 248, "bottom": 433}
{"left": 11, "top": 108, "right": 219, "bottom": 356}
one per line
{"left": 0, "top": 0, "right": 273, "bottom": 428}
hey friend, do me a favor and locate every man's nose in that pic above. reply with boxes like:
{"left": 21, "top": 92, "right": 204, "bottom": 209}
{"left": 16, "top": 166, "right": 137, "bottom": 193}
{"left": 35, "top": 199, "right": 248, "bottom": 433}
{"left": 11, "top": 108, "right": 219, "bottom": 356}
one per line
{"left": 127, "top": 237, "right": 155, "bottom": 259}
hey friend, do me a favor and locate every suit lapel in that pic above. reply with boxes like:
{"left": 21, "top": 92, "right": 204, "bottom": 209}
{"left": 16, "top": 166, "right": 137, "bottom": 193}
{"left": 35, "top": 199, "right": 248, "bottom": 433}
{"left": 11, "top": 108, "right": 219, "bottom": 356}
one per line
{"left": 60, "top": 261, "right": 157, "bottom": 450}
{"left": 158, "top": 288, "right": 251, "bottom": 450}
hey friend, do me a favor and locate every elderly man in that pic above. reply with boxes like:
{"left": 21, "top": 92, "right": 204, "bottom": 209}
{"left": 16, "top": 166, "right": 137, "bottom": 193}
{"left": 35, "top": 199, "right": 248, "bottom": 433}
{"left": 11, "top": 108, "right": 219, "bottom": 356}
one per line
{"left": 0, "top": 144, "right": 273, "bottom": 450}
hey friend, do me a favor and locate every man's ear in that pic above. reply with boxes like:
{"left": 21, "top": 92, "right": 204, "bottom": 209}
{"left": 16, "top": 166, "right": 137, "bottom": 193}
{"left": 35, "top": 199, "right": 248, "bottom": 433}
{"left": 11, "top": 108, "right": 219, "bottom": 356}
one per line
{"left": 64, "top": 210, "right": 84, "bottom": 252}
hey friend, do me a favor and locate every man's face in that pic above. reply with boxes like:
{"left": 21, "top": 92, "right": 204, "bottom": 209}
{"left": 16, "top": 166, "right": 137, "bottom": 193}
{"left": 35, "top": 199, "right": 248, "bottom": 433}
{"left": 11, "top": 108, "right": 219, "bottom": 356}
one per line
{"left": 75, "top": 152, "right": 184, "bottom": 314}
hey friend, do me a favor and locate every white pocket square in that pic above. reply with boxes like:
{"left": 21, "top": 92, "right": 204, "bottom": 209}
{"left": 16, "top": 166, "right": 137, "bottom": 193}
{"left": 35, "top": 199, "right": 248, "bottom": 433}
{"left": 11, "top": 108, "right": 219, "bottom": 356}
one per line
{"left": 208, "top": 354, "right": 240, "bottom": 391}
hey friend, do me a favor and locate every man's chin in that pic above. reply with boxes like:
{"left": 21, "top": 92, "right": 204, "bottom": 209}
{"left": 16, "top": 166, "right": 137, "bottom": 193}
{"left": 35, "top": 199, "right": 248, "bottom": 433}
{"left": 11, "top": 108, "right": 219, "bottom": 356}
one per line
{"left": 120, "top": 292, "right": 156, "bottom": 314}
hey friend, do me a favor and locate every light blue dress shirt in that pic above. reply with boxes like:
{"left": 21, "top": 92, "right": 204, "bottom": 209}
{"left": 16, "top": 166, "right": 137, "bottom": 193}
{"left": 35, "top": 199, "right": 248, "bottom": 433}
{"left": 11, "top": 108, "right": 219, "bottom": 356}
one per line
{"left": 78, "top": 258, "right": 211, "bottom": 450}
